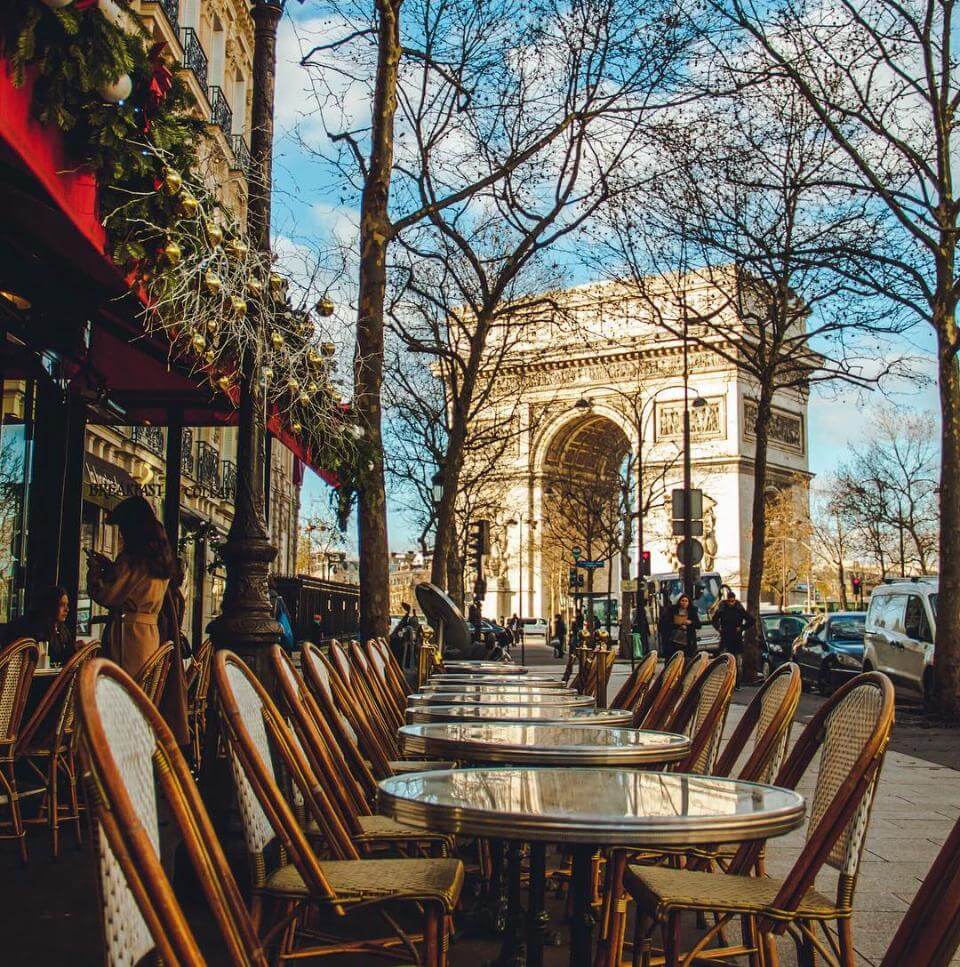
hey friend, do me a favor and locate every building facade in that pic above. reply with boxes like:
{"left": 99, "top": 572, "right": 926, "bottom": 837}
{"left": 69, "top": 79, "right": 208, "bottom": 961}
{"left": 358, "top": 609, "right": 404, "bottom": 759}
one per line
{"left": 463, "top": 276, "right": 811, "bottom": 621}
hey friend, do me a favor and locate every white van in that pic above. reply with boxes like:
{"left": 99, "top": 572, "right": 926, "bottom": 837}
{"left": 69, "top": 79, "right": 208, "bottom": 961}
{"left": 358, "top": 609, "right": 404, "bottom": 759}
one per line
{"left": 863, "top": 577, "right": 938, "bottom": 707}
{"left": 521, "top": 617, "right": 548, "bottom": 639}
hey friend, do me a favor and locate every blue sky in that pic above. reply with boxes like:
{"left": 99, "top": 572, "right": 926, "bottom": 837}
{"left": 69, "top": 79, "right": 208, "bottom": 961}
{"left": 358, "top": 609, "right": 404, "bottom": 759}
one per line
{"left": 274, "top": 9, "right": 942, "bottom": 556}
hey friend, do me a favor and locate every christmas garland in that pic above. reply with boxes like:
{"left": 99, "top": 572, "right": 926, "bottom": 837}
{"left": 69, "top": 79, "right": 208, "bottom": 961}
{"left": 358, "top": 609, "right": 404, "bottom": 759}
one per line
{"left": 1, "top": 0, "right": 359, "bottom": 475}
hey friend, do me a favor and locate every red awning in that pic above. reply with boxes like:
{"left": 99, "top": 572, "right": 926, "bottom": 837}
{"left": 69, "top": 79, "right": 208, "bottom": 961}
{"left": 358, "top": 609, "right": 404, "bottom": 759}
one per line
{"left": 0, "top": 57, "right": 337, "bottom": 487}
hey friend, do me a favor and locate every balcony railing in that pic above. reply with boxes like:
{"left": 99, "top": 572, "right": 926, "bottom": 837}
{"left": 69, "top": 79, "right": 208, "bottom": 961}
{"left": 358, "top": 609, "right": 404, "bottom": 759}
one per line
{"left": 197, "top": 440, "right": 221, "bottom": 491}
{"left": 130, "top": 426, "right": 165, "bottom": 457}
{"left": 221, "top": 459, "right": 237, "bottom": 500}
{"left": 231, "top": 134, "right": 251, "bottom": 177}
{"left": 208, "top": 85, "right": 232, "bottom": 133}
{"left": 160, "top": 0, "right": 179, "bottom": 32}
{"left": 180, "top": 28, "right": 208, "bottom": 91}
{"left": 181, "top": 428, "right": 195, "bottom": 477}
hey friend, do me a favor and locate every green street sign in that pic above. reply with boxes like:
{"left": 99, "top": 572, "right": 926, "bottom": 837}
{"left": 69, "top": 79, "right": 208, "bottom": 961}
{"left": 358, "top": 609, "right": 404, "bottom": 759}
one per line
{"left": 572, "top": 546, "right": 582, "bottom": 560}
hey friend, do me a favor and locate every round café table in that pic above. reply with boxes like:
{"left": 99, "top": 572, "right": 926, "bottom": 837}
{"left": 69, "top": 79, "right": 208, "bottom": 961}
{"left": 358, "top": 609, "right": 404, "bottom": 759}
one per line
{"left": 423, "top": 682, "right": 577, "bottom": 696}
{"left": 407, "top": 691, "right": 595, "bottom": 709}
{"left": 398, "top": 723, "right": 692, "bottom": 965}
{"left": 429, "top": 673, "right": 566, "bottom": 687}
{"left": 406, "top": 704, "right": 631, "bottom": 726}
{"left": 441, "top": 662, "right": 528, "bottom": 675}
{"left": 379, "top": 768, "right": 805, "bottom": 967}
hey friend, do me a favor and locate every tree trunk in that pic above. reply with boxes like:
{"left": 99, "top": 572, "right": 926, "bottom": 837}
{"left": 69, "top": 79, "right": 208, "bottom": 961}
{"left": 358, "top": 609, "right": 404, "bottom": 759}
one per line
{"left": 445, "top": 533, "right": 464, "bottom": 609}
{"left": 355, "top": 0, "right": 401, "bottom": 641}
{"left": 743, "top": 388, "right": 773, "bottom": 682}
{"left": 430, "top": 422, "right": 467, "bottom": 592}
{"left": 934, "top": 310, "right": 960, "bottom": 718}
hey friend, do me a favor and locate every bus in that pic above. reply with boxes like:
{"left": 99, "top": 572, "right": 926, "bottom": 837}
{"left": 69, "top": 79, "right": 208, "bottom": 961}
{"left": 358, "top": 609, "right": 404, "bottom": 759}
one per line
{"left": 645, "top": 571, "right": 722, "bottom": 653}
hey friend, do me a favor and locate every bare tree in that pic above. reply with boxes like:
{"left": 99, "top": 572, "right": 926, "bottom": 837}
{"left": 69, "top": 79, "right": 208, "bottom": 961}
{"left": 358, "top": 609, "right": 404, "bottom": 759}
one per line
{"left": 598, "top": 79, "right": 906, "bottom": 678}
{"left": 707, "top": 0, "right": 960, "bottom": 714}
{"left": 298, "top": 0, "right": 696, "bottom": 637}
{"left": 762, "top": 482, "right": 814, "bottom": 608}
{"left": 811, "top": 480, "right": 852, "bottom": 610}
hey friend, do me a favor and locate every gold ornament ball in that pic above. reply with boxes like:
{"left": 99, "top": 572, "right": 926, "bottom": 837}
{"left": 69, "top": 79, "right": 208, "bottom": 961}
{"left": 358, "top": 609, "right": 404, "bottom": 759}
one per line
{"left": 179, "top": 194, "right": 199, "bottom": 218}
{"left": 286, "top": 378, "right": 300, "bottom": 394}
{"left": 191, "top": 332, "right": 207, "bottom": 353}
{"left": 162, "top": 240, "right": 182, "bottom": 266}
{"left": 246, "top": 277, "right": 264, "bottom": 299}
{"left": 269, "top": 273, "right": 287, "bottom": 297}
{"left": 320, "top": 341, "right": 336, "bottom": 357}
{"left": 270, "top": 331, "right": 285, "bottom": 350}
{"left": 216, "top": 375, "right": 234, "bottom": 393}
{"left": 291, "top": 420, "right": 302, "bottom": 433}
{"left": 226, "top": 239, "right": 248, "bottom": 260}
{"left": 316, "top": 296, "right": 335, "bottom": 317}
{"left": 307, "top": 348, "right": 323, "bottom": 367}
{"left": 206, "top": 318, "right": 219, "bottom": 335}
{"left": 230, "top": 296, "right": 248, "bottom": 317}
{"left": 203, "top": 349, "right": 217, "bottom": 365}
{"left": 307, "top": 380, "right": 319, "bottom": 395}
{"left": 205, "top": 220, "right": 223, "bottom": 247}
{"left": 162, "top": 169, "right": 183, "bottom": 195}
{"left": 299, "top": 316, "right": 315, "bottom": 337}
{"left": 204, "top": 271, "right": 222, "bottom": 296}
{"left": 262, "top": 366, "right": 274, "bottom": 380}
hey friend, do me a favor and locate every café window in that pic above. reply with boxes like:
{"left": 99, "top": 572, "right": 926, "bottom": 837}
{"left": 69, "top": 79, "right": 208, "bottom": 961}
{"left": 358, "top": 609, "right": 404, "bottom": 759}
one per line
{"left": 0, "top": 379, "right": 31, "bottom": 621}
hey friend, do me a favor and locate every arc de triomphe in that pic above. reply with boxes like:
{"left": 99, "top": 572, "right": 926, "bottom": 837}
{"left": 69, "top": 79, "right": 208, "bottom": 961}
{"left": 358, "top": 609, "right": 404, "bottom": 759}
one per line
{"left": 465, "top": 277, "right": 811, "bottom": 623}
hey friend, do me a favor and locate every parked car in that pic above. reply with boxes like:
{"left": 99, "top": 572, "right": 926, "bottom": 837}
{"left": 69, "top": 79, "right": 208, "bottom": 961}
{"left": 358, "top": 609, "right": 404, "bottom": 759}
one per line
{"left": 521, "top": 617, "right": 549, "bottom": 639}
{"left": 863, "top": 577, "right": 938, "bottom": 708}
{"left": 473, "top": 619, "right": 513, "bottom": 651}
{"left": 759, "top": 612, "right": 809, "bottom": 677}
{"left": 792, "top": 611, "right": 866, "bottom": 695}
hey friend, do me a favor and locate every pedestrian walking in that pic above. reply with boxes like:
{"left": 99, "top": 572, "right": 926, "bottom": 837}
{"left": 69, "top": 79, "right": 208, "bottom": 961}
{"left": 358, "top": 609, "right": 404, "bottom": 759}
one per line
{"left": 666, "top": 594, "right": 701, "bottom": 659}
{"left": 711, "top": 589, "right": 755, "bottom": 686}
{"left": 509, "top": 612, "right": 524, "bottom": 649}
{"left": 553, "top": 612, "right": 567, "bottom": 658}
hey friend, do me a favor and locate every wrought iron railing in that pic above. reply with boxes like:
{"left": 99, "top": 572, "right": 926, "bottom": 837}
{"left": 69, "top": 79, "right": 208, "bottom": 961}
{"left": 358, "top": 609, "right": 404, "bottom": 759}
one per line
{"left": 159, "top": 0, "right": 179, "bottom": 32}
{"left": 221, "top": 459, "right": 237, "bottom": 500}
{"left": 208, "top": 85, "right": 232, "bottom": 133}
{"left": 131, "top": 426, "right": 165, "bottom": 456}
{"left": 231, "top": 134, "right": 251, "bottom": 176}
{"left": 180, "top": 28, "right": 208, "bottom": 91}
{"left": 181, "top": 428, "right": 195, "bottom": 477}
{"left": 197, "top": 440, "right": 221, "bottom": 491}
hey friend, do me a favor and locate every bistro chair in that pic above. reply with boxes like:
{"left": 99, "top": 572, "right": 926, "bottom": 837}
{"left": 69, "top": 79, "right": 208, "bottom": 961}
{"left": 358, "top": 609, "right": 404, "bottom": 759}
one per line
{"left": 300, "top": 642, "right": 380, "bottom": 803}
{"left": 77, "top": 658, "right": 269, "bottom": 967}
{"left": 625, "top": 672, "right": 895, "bottom": 967}
{"left": 633, "top": 651, "right": 685, "bottom": 729}
{"left": 369, "top": 638, "right": 411, "bottom": 712}
{"left": 17, "top": 641, "right": 99, "bottom": 857}
{"left": 215, "top": 649, "right": 464, "bottom": 965}
{"left": 610, "top": 651, "right": 658, "bottom": 711}
{"left": 186, "top": 638, "right": 213, "bottom": 770}
{"left": 669, "top": 652, "right": 737, "bottom": 776}
{"left": 135, "top": 641, "right": 175, "bottom": 706}
{"left": 0, "top": 637, "right": 38, "bottom": 862}
{"left": 881, "top": 810, "right": 960, "bottom": 967}
{"left": 271, "top": 646, "right": 453, "bottom": 858}
{"left": 673, "top": 651, "right": 709, "bottom": 716}
{"left": 350, "top": 640, "right": 404, "bottom": 732}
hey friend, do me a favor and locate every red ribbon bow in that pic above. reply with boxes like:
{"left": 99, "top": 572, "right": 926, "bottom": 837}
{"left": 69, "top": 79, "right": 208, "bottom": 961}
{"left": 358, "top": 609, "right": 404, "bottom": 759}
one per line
{"left": 147, "top": 42, "right": 173, "bottom": 110}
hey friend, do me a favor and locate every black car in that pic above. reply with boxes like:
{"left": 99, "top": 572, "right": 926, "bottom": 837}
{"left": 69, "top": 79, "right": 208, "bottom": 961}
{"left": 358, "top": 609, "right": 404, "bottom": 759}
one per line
{"left": 473, "top": 619, "right": 513, "bottom": 651}
{"left": 792, "top": 611, "right": 866, "bottom": 694}
{"left": 759, "top": 612, "right": 809, "bottom": 677}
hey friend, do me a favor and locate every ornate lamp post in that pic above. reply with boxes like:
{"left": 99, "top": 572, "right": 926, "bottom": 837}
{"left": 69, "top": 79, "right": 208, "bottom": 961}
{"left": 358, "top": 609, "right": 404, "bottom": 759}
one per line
{"left": 207, "top": 0, "right": 286, "bottom": 679}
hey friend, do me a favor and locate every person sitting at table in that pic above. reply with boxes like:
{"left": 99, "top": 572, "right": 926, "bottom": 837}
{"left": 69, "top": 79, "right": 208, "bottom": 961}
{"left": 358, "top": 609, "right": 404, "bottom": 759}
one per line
{"left": 4, "top": 585, "right": 75, "bottom": 665}
{"left": 87, "top": 495, "right": 176, "bottom": 679}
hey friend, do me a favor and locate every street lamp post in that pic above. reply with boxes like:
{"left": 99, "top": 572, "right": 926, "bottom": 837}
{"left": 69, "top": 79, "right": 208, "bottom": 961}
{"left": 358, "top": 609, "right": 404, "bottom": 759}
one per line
{"left": 207, "top": 0, "right": 285, "bottom": 680}
{"left": 507, "top": 515, "right": 534, "bottom": 666}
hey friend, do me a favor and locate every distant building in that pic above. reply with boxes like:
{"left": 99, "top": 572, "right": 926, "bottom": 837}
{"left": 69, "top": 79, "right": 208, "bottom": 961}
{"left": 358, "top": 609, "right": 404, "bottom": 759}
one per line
{"left": 389, "top": 551, "right": 433, "bottom": 615}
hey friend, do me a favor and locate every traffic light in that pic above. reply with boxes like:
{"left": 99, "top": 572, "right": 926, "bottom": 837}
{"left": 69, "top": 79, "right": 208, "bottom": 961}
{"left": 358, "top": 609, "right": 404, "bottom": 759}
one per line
{"left": 641, "top": 550, "right": 651, "bottom": 576}
{"left": 568, "top": 567, "right": 578, "bottom": 588}
{"left": 467, "top": 519, "right": 490, "bottom": 575}
{"left": 851, "top": 575, "right": 862, "bottom": 595}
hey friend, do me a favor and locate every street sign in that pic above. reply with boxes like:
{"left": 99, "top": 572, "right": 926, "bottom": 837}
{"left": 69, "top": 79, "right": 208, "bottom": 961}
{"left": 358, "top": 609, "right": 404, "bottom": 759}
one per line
{"left": 671, "top": 488, "right": 703, "bottom": 521}
{"left": 576, "top": 560, "right": 606, "bottom": 570}
{"left": 572, "top": 546, "right": 582, "bottom": 560}
{"left": 676, "top": 537, "right": 704, "bottom": 567}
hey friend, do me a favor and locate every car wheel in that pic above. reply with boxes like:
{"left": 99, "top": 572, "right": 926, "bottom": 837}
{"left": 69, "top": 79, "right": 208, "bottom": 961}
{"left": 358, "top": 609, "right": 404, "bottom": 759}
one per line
{"left": 817, "top": 664, "right": 835, "bottom": 697}
{"left": 761, "top": 657, "right": 771, "bottom": 681}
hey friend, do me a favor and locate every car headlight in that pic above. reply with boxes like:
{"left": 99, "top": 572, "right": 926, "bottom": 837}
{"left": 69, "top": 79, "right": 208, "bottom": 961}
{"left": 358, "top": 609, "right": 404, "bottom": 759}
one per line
{"left": 835, "top": 651, "right": 861, "bottom": 669}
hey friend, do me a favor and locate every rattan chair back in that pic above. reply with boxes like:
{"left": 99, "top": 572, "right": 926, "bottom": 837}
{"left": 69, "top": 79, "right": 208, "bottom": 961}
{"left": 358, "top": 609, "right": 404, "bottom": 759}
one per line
{"left": 350, "top": 640, "right": 403, "bottom": 730}
{"left": 610, "top": 651, "right": 658, "bottom": 710}
{"left": 675, "top": 651, "right": 709, "bottom": 708}
{"left": 188, "top": 639, "right": 213, "bottom": 706}
{"left": 670, "top": 653, "right": 737, "bottom": 774}
{"left": 713, "top": 662, "right": 801, "bottom": 783}
{"left": 367, "top": 638, "right": 408, "bottom": 714}
{"left": 0, "top": 637, "right": 38, "bottom": 745}
{"left": 634, "top": 651, "right": 685, "bottom": 729}
{"left": 371, "top": 637, "right": 411, "bottom": 706}
{"left": 78, "top": 658, "right": 268, "bottom": 967}
{"left": 329, "top": 641, "right": 397, "bottom": 755}
{"left": 881, "top": 812, "right": 960, "bottom": 967}
{"left": 732, "top": 672, "right": 895, "bottom": 927}
{"left": 135, "top": 642, "right": 175, "bottom": 706}
{"left": 214, "top": 650, "right": 348, "bottom": 902}
{"left": 272, "top": 646, "right": 369, "bottom": 835}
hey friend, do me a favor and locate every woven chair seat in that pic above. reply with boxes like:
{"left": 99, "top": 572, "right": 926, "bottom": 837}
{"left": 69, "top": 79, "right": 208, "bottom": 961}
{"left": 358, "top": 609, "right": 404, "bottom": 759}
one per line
{"left": 357, "top": 814, "right": 455, "bottom": 848}
{"left": 625, "top": 864, "right": 840, "bottom": 921}
{"left": 265, "top": 856, "right": 465, "bottom": 911}
{"left": 386, "top": 759, "right": 456, "bottom": 773}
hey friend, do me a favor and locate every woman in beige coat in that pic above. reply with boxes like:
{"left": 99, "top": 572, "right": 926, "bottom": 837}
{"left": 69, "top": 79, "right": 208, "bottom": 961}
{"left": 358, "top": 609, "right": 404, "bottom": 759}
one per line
{"left": 88, "top": 496, "right": 187, "bottom": 741}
